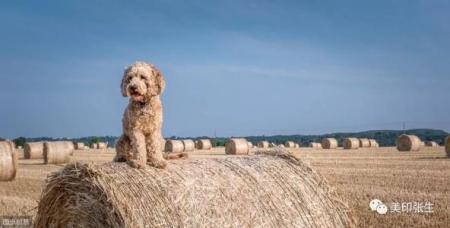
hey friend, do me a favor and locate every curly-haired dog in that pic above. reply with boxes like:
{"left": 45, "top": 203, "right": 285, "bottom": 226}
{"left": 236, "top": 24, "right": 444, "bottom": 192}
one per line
{"left": 114, "top": 62, "right": 167, "bottom": 169}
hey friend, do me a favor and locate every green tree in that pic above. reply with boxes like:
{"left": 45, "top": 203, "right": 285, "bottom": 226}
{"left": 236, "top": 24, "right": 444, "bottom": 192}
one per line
{"left": 13, "top": 137, "right": 26, "bottom": 148}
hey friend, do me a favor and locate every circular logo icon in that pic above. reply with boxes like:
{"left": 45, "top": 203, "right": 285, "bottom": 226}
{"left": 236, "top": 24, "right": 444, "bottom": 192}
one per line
{"left": 376, "top": 204, "right": 388, "bottom": 215}
{"left": 369, "top": 199, "right": 382, "bottom": 211}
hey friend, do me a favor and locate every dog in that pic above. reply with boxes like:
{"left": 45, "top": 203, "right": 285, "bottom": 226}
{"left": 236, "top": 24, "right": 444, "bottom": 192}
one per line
{"left": 114, "top": 62, "right": 167, "bottom": 169}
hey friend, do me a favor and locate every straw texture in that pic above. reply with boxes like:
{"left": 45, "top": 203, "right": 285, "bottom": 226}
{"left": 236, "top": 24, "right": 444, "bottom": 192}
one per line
{"left": 343, "top": 138, "right": 359, "bottom": 150}
{"left": 425, "top": 141, "right": 438, "bottom": 147}
{"left": 165, "top": 140, "right": 184, "bottom": 153}
{"left": 0, "top": 141, "right": 17, "bottom": 181}
{"left": 309, "top": 142, "right": 322, "bottom": 149}
{"left": 368, "top": 139, "right": 379, "bottom": 148}
{"left": 182, "top": 140, "right": 195, "bottom": 152}
{"left": 396, "top": 134, "right": 421, "bottom": 152}
{"left": 257, "top": 141, "right": 269, "bottom": 148}
{"left": 98, "top": 142, "right": 107, "bottom": 149}
{"left": 225, "top": 138, "right": 249, "bottom": 155}
{"left": 34, "top": 150, "right": 353, "bottom": 228}
{"left": 195, "top": 139, "right": 212, "bottom": 150}
{"left": 43, "top": 141, "right": 72, "bottom": 164}
{"left": 24, "top": 142, "right": 44, "bottom": 159}
{"left": 358, "top": 138, "right": 370, "bottom": 148}
{"left": 321, "top": 138, "right": 338, "bottom": 149}
{"left": 445, "top": 136, "right": 449, "bottom": 157}
{"left": 74, "top": 142, "right": 85, "bottom": 150}
{"left": 284, "top": 141, "right": 295, "bottom": 148}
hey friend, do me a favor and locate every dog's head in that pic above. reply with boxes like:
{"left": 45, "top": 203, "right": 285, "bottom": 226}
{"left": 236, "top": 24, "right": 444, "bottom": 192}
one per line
{"left": 121, "top": 62, "right": 165, "bottom": 102}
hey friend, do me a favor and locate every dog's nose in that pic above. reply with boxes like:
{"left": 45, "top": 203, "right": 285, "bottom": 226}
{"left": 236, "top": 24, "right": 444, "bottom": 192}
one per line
{"left": 130, "top": 85, "right": 138, "bottom": 91}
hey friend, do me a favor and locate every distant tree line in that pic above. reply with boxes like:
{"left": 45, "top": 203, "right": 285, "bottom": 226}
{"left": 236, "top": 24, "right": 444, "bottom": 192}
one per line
{"left": 3, "top": 129, "right": 448, "bottom": 148}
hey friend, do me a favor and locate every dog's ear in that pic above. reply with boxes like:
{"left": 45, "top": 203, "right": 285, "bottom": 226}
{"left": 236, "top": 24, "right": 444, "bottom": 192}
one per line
{"left": 153, "top": 68, "right": 165, "bottom": 95}
{"left": 121, "top": 71, "right": 129, "bottom": 97}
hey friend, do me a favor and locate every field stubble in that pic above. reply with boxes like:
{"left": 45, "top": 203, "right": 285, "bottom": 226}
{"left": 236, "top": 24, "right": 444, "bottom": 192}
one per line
{"left": 0, "top": 146, "right": 449, "bottom": 227}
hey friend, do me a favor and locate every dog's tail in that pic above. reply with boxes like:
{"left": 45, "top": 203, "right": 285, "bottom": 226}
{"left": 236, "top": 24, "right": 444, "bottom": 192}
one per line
{"left": 163, "top": 152, "right": 189, "bottom": 160}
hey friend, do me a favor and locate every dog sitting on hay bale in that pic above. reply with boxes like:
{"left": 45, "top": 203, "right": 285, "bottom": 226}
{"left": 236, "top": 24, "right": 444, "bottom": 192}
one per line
{"left": 114, "top": 62, "right": 185, "bottom": 169}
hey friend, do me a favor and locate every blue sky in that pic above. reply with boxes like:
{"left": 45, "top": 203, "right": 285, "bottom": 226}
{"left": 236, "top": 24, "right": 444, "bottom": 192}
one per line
{"left": 0, "top": 0, "right": 449, "bottom": 139}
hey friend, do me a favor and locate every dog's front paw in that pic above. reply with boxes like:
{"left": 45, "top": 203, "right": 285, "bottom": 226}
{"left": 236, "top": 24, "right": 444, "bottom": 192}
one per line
{"left": 113, "top": 155, "right": 127, "bottom": 163}
{"left": 147, "top": 159, "right": 167, "bottom": 169}
{"left": 127, "top": 159, "right": 145, "bottom": 169}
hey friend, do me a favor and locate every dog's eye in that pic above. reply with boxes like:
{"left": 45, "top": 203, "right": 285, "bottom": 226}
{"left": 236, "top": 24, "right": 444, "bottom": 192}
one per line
{"left": 140, "top": 75, "right": 146, "bottom": 80}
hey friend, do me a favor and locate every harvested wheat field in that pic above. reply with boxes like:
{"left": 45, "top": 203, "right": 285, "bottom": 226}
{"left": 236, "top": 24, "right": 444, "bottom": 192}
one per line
{"left": 0, "top": 146, "right": 449, "bottom": 227}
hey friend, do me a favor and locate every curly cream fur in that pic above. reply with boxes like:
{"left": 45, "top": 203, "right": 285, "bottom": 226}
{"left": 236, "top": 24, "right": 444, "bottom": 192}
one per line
{"left": 114, "top": 62, "right": 167, "bottom": 169}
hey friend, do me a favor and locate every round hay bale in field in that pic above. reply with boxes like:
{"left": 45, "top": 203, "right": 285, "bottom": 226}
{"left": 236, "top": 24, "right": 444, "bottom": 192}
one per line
{"left": 225, "top": 138, "right": 249, "bottom": 155}
{"left": 98, "top": 142, "right": 107, "bottom": 149}
{"left": 195, "top": 139, "right": 212, "bottom": 150}
{"left": 161, "top": 139, "right": 166, "bottom": 151}
{"left": 62, "top": 141, "right": 75, "bottom": 156}
{"left": 257, "top": 141, "right": 269, "bottom": 148}
{"left": 396, "top": 134, "right": 421, "bottom": 152}
{"left": 0, "top": 141, "right": 18, "bottom": 181}
{"left": 294, "top": 143, "right": 300, "bottom": 148}
{"left": 425, "top": 141, "right": 438, "bottom": 147}
{"left": 43, "top": 142, "right": 71, "bottom": 164}
{"left": 321, "top": 138, "right": 337, "bottom": 149}
{"left": 74, "top": 142, "right": 85, "bottom": 150}
{"left": 446, "top": 136, "right": 450, "bottom": 157}
{"left": 182, "top": 140, "right": 195, "bottom": 152}
{"left": 165, "top": 140, "right": 184, "bottom": 153}
{"left": 369, "top": 139, "right": 379, "bottom": 148}
{"left": 247, "top": 141, "right": 253, "bottom": 149}
{"left": 358, "top": 138, "right": 370, "bottom": 148}
{"left": 90, "top": 143, "right": 98, "bottom": 149}
{"left": 279, "top": 144, "right": 286, "bottom": 148}
{"left": 24, "top": 142, "right": 44, "bottom": 159}
{"left": 284, "top": 141, "right": 296, "bottom": 148}
{"left": 343, "top": 138, "right": 359, "bottom": 150}
{"left": 34, "top": 152, "right": 353, "bottom": 227}
{"left": 309, "top": 142, "right": 322, "bottom": 149}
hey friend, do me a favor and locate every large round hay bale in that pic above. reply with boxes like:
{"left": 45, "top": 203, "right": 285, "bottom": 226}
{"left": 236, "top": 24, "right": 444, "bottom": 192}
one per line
{"left": 61, "top": 141, "right": 75, "bottom": 156}
{"left": 309, "top": 142, "right": 322, "bottom": 149}
{"left": 396, "top": 134, "right": 421, "bottom": 152}
{"left": 369, "top": 139, "right": 379, "bottom": 148}
{"left": 358, "top": 138, "right": 370, "bottom": 148}
{"left": 257, "top": 141, "right": 269, "bottom": 148}
{"left": 343, "top": 138, "right": 359, "bottom": 150}
{"left": 247, "top": 141, "right": 253, "bottom": 148}
{"left": 165, "top": 140, "right": 184, "bottom": 153}
{"left": 321, "top": 138, "right": 337, "bottom": 149}
{"left": 195, "top": 139, "right": 212, "bottom": 150}
{"left": 0, "top": 141, "right": 18, "bottom": 181}
{"left": 425, "top": 141, "right": 438, "bottom": 147}
{"left": 74, "top": 142, "right": 85, "bottom": 150}
{"left": 284, "top": 141, "right": 296, "bottom": 148}
{"left": 225, "top": 138, "right": 249, "bottom": 155}
{"left": 24, "top": 142, "right": 44, "bottom": 159}
{"left": 34, "top": 152, "right": 353, "bottom": 227}
{"left": 446, "top": 136, "right": 450, "bottom": 157}
{"left": 182, "top": 140, "right": 195, "bottom": 152}
{"left": 98, "top": 142, "right": 107, "bottom": 149}
{"left": 90, "top": 143, "right": 98, "bottom": 149}
{"left": 43, "top": 141, "right": 71, "bottom": 164}
{"left": 294, "top": 143, "right": 300, "bottom": 148}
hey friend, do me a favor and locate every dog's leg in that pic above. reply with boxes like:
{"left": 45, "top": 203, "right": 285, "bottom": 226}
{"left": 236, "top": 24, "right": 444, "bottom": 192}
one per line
{"left": 146, "top": 134, "right": 167, "bottom": 169}
{"left": 114, "top": 135, "right": 131, "bottom": 162}
{"left": 127, "top": 132, "right": 147, "bottom": 169}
